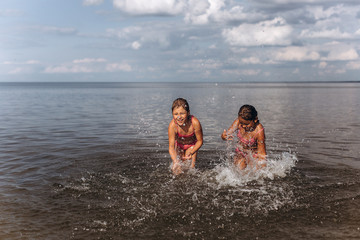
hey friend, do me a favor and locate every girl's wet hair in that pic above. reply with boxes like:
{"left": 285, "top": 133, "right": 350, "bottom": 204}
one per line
{"left": 238, "top": 104, "right": 258, "bottom": 120}
{"left": 172, "top": 98, "right": 190, "bottom": 112}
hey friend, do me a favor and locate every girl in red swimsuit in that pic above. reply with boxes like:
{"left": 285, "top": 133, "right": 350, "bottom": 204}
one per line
{"left": 168, "top": 98, "right": 203, "bottom": 175}
{"left": 221, "top": 105, "right": 266, "bottom": 170}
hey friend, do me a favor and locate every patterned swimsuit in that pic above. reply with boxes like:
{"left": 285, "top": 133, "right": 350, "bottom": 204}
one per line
{"left": 175, "top": 116, "right": 197, "bottom": 150}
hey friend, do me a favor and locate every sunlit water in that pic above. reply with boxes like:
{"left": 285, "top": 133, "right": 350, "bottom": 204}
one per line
{"left": 0, "top": 82, "right": 359, "bottom": 239}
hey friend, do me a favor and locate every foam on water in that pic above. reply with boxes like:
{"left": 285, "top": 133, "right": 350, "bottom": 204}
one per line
{"left": 213, "top": 151, "right": 298, "bottom": 188}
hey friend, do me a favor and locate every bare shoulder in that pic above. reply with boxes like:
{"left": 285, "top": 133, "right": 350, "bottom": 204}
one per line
{"left": 257, "top": 122, "right": 264, "bottom": 130}
{"left": 168, "top": 119, "right": 176, "bottom": 130}
{"left": 256, "top": 123, "right": 265, "bottom": 135}
{"left": 191, "top": 116, "right": 202, "bottom": 129}
{"left": 233, "top": 118, "right": 240, "bottom": 125}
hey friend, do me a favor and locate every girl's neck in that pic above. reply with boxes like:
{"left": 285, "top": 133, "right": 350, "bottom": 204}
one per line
{"left": 178, "top": 116, "right": 191, "bottom": 128}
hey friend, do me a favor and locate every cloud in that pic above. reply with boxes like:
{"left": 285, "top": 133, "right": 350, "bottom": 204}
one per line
{"left": 318, "top": 61, "right": 327, "bottom": 68}
{"left": 306, "top": 4, "right": 356, "bottom": 20}
{"left": 181, "top": 59, "right": 223, "bottom": 71}
{"left": 3, "top": 60, "right": 40, "bottom": 65}
{"left": 44, "top": 59, "right": 132, "bottom": 73}
{"left": 8, "top": 67, "right": 30, "bottom": 74}
{"left": 83, "top": 0, "right": 104, "bottom": 6}
{"left": 274, "top": 46, "right": 320, "bottom": 61}
{"left": 184, "top": 0, "right": 264, "bottom": 25}
{"left": 31, "top": 25, "right": 77, "bottom": 35}
{"left": 300, "top": 28, "right": 352, "bottom": 39}
{"left": 0, "top": 9, "right": 23, "bottom": 17}
{"left": 184, "top": 0, "right": 224, "bottom": 25}
{"left": 292, "top": 68, "right": 299, "bottom": 74}
{"left": 323, "top": 47, "right": 359, "bottom": 61}
{"left": 113, "top": 0, "right": 185, "bottom": 15}
{"left": 44, "top": 65, "right": 94, "bottom": 73}
{"left": 222, "top": 69, "right": 261, "bottom": 76}
{"left": 106, "top": 23, "right": 182, "bottom": 50}
{"left": 241, "top": 57, "right": 261, "bottom": 64}
{"left": 131, "top": 41, "right": 141, "bottom": 50}
{"left": 73, "top": 58, "right": 107, "bottom": 63}
{"left": 222, "top": 17, "right": 293, "bottom": 46}
{"left": 346, "top": 61, "right": 360, "bottom": 69}
{"left": 106, "top": 62, "right": 132, "bottom": 72}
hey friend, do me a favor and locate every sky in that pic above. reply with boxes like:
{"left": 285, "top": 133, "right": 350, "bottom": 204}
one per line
{"left": 1, "top": 0, "right": 360, "bottom": 82}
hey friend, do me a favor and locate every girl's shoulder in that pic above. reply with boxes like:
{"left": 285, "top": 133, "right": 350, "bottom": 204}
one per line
{"left": 190, "top": 115, "right": 201, "bottom": 127}
{"left": 169, "top": 119, "right": 177, "bottom": 129}
{"left": 255, "top": 123, "right": 265, "bottom": 133}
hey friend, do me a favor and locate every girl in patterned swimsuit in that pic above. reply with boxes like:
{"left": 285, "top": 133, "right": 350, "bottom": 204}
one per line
{"left": 221, "top": 105, "right": 266, "bottom": 170}
{"left": 168, "top": 98, "right": 203, "bottom": 175}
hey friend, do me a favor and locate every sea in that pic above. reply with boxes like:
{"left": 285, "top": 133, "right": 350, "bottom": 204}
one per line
{"left": 0, "top": 82, "right": 359, "bottom": 240}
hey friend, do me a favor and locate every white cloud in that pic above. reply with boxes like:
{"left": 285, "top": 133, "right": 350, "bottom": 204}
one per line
{"left": 241, "top": 57, "right": 261, "bottom": 64}
{"left": 44, "top": 59, "right": 132, "bottom": 73}
{"left": 73, "top": 58, "right": 107, "bottom": 63}
{"left": 8, "top": 67, "right": 32, "bottom": 74}
{"left": 0, "top": 9, "right": 23, "bottom": 17}
{"left": 83, "top": 0, "right": 104, "bottom": 6}
{"left": 292, "top": 68, "right": 299, "bottom": 74}
{"left": 44, "top": 65, "right": 94, "bottom": 73}
{"left": 324, "top": 47, "right": 359, "bottom": 61}
{"left": 346, "top": 61, "right": 360, "bottom": 69}
{"left": 106, "top": 62, "right": 132, "bottom": 72}
{"left": 222, "top": 69, "right": 261, "bottom": 76}
{"left": 3, "top": 60, "right": 40, "bottom": 65}
{"left": 184, "top": 0, "right": 264, "bottom": 25}
{"left": 181, "top": 59, "right": 222, "bottom": 70}
{"left": 306, "top": 4, "right": 356, "bottom": 20}
{"left": 274, "top": 47, "right": 320, "bottom": 61}
{"left": 184, "top": 0, "right": 224, "bottom": 25}
{"left": 113, "top": 0, "right": 185, "bottom": 15}
{"left": 222, "top": 17, "right": 293, "bottom": 46}
{"left": 318, "top": 61, "right": 327, "bottom": 68}
{"left": 300, "top": 28, "right": 352, "bottom": 39}
{"left": 32, "top": 25, "right": 77, "bottom": 35}
{"left": 131, "top": 41, "right": 141, "bottom": 50}
{"left": 106, "top": 25, "right": 171, "bottom": 49}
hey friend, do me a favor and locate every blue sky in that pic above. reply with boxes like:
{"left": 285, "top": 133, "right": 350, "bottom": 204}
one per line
{"left": 1, "top": 0, "right": 360, "bottom": 82}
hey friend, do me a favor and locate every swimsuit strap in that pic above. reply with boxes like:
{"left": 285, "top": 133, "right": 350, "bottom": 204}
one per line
{"left": 256, "top": 128, "right": 264, "bottom": 135}
{"left": 237, "top": 127, "right": 264, "bottom": 146}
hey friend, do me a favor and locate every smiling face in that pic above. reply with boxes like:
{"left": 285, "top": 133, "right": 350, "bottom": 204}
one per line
{"left": 172, "top": 106, "right": 189, "bottom": 126}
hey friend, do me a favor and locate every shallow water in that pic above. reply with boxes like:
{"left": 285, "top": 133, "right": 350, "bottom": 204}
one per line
{"left": 0, "top": 82, "right": 359, "bottom": 239}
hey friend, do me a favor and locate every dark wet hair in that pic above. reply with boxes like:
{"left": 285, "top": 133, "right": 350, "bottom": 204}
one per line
{"left": 172, "top": 98, "right": 190, "bottom": 112}
{"left": 238, "top": 104, "right": 258, "bottom": 120}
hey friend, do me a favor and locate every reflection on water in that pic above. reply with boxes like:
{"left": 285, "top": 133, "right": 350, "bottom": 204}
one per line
{"left": 0, "top": 82, "right": 360, "bottom": 239}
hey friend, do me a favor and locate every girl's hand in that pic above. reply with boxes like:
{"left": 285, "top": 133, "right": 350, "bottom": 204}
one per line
{"left": 221, "top": 129, "right": 233, "bottom": 140}
{"left": 183, "top": 148, "right": 193, "bottom": 160}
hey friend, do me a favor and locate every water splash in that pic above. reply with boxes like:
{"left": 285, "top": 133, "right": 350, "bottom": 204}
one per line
{"left": 213, "top": 151, "right": 298, "bottom": 188}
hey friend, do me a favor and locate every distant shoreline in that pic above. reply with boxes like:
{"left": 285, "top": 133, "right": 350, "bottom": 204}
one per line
{"left": 0, "top": 80, "right": 360, "bottom": 84}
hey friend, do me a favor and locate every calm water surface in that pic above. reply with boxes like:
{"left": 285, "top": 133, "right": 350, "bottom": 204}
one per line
{"left": 0, "top": 82, "right": 359, "bottom": 239}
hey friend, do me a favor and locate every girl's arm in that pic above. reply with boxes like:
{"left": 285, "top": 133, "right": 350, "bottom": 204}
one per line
{"left": 256, "top": 125, "right": 266, "bottom": 160}
{"left": 168, "top": 121, "right": 178, "bottom": 162}
{"left": 221, "top": 118, "right": 239, "bottom": 140}
{"left": 184, "top": 117, "right": 203, "bottom": 162}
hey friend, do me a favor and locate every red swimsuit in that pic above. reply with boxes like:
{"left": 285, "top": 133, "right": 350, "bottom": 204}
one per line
{"left": 235, "top": 127, "right": 264, "bottom": 158}
{"left": 175, "top": 116, "right": 197, "bottom": 150}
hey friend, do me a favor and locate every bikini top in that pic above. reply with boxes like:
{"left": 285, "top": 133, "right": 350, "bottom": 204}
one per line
{"left": 237, "top": 127, "right": 264, "bottom": 147}
{"left": 175, "top": 116, "right": 197, "bottom": 144}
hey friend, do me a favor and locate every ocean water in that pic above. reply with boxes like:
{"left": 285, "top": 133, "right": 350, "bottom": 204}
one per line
{"left": 0, "top": 82, "right": 359, "bottom": 239}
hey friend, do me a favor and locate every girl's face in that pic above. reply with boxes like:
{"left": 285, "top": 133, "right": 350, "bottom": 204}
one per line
{"left": 172, "top": 106, "right": 189, "bottom": 126}
{"left": 238, "top": 116, "right": 257, "bottom": 132}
